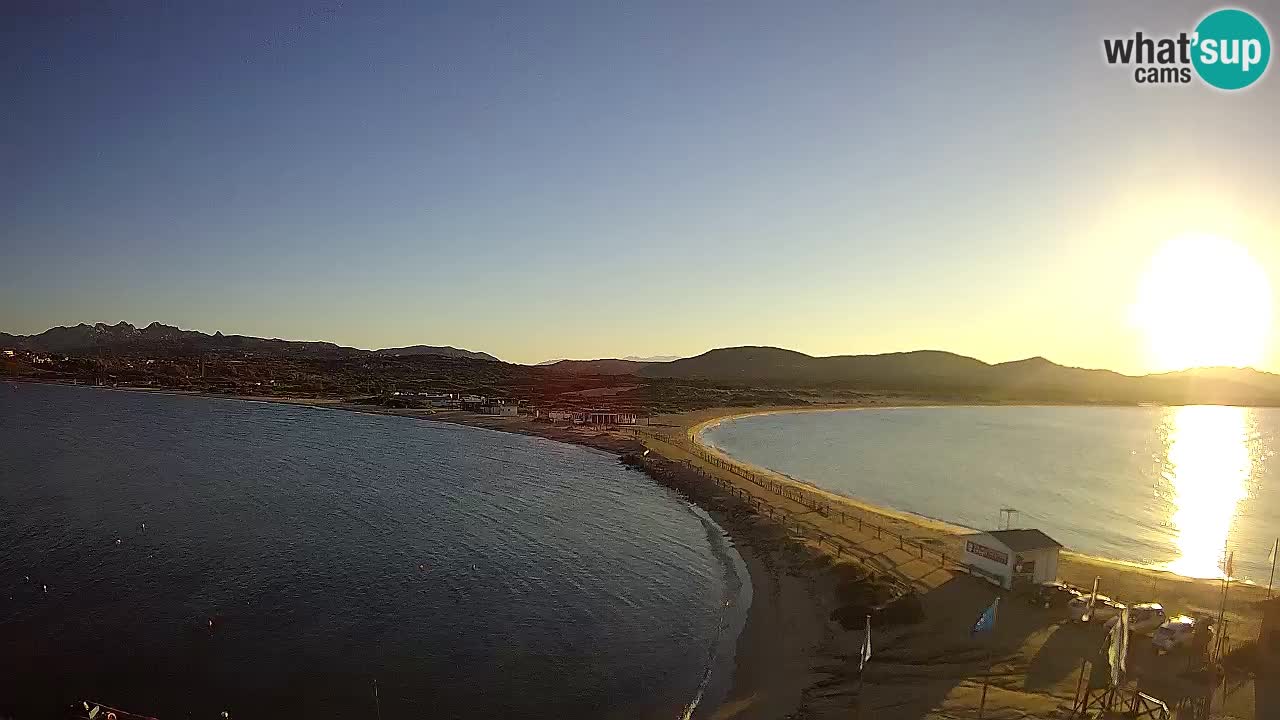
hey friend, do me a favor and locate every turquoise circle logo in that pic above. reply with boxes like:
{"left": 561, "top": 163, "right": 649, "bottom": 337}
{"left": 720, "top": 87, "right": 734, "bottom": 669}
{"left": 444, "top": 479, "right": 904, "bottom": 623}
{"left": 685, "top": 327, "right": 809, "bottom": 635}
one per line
{"left": 1192, "top": 8, "right": 1271, "bottom": 90}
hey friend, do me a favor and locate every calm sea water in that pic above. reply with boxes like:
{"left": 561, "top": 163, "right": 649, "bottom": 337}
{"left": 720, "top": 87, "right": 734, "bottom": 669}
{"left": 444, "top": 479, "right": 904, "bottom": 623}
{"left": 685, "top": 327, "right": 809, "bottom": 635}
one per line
{"left": 0, "top": 383, "right": 746, "bottom": 719}
{"left": 703, "top": 406, "right": 1280, "bottom": 584}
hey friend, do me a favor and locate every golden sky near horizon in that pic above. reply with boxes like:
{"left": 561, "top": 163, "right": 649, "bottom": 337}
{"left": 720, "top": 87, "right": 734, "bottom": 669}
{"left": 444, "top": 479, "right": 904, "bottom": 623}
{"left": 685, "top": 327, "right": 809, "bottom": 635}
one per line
{"left": 699, "top": 188, "right": 1280, "bottom": 377}
{"left": 5, "top": 3, "right": 1278, "bottom": 374}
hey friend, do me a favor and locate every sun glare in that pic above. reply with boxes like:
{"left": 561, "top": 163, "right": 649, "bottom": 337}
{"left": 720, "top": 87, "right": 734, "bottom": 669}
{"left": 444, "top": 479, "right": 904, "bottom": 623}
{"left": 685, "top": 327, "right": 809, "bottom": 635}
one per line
{"left": 1163, "top": 405, "right": 1251, "bottom": 579}
{"left": 1131, "top": 235, "right": 1273, "bottom": 372}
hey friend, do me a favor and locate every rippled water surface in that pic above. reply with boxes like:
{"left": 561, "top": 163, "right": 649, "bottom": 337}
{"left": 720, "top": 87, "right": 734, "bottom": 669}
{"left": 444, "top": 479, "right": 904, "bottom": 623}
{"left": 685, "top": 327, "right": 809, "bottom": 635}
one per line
{"left": 703, "top": 405, "right": 1280, "bottom": 583}
{"left": 1, "top": 383, "right": 744, "bottom": 719}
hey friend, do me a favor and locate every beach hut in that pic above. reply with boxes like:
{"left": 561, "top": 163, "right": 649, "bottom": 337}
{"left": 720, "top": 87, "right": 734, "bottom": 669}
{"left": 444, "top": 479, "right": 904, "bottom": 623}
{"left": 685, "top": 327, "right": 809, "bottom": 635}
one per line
{"left": 962, "top": 529, "right": 1062, "bottom": 590}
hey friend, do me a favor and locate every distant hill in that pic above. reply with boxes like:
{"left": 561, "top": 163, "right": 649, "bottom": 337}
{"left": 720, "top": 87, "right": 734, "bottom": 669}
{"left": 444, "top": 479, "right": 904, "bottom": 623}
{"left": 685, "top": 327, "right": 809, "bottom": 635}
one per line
{"left": 539, "top": 358, "right": 649, "bottom": 375}
{"left": 9, "top": 325, "right": 1280, "bottom": 405}
{"left": 374, "top": 345, "right": 499, "bottom": 362}
{"left": 537, "top": 351, "right": 686, "bottom": 363}
{"left": 1, "top": 322, "right": 496, "bottom": 361}
{"left": 620, "top": 355, "right": 681, "bottom": 363}
{"left": 632, "top": 346, "right": 1280, "bottom": 405}
{"left": 638, "top": 347, "right": 994, "bottom": 387}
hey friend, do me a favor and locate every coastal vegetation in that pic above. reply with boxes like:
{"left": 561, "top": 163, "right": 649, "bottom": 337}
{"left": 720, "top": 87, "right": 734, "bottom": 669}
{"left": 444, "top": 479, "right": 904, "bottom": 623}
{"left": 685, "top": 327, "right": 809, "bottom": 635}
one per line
{"left": 7, "top": 322, "right": 1280, "bottom": 412}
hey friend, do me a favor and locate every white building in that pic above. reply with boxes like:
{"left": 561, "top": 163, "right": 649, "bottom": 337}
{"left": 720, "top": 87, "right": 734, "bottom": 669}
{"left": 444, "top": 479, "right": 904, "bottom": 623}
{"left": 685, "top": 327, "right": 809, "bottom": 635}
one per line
{"left": 963, "top": 529, "right": 1062, "bottom": 590}
{"left": 583, "top": 410, "right": 638, "bottom": 426}
{"left": 483, "top": 404, "right": 518, "bottom": 416}
{"left": 419, "top": 392, "right": 458, "bottom": 408}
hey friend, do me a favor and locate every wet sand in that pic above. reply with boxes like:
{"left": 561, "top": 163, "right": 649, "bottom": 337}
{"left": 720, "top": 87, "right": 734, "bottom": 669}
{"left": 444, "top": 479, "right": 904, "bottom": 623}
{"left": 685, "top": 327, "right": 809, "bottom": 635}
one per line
{"left": 20, "top": 384, "right": 1269, "bottom": 718}
{"left": 221, "top": 397, "right": 840, "bottom": 719}
{"left": 664, "top": 404, "right": 1268, "bottom": 719}
{"left": 499, "top": 401, "right": 1265, "bottom": 718}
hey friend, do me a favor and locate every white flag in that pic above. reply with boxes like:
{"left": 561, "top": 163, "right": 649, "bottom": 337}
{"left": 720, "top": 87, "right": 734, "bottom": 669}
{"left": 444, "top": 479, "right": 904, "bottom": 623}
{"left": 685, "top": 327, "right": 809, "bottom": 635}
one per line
{"left": 1108, "top": 608, "right": 1129, "bottom": 687}
{"left": 860, "top": 615, "right": 872, "bottom": 671}
{"left": 1269, "top": 538, "right": 1277, "bottom": 565}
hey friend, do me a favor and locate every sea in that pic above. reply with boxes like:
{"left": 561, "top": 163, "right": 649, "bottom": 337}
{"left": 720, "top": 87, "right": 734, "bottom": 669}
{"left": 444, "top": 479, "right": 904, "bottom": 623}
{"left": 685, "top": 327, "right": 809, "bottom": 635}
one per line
{"left": 702, "top": 405, "right": 1280, "bottom": 584}
{"left": 0, "top": 382, "right": 748, "bottom": 719}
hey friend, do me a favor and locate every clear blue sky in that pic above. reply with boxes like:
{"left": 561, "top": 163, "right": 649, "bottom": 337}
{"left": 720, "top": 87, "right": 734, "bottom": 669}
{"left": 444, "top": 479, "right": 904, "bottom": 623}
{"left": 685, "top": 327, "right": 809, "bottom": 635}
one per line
{"left": 4, "top": 1, "right": 1278, "bottom": 369}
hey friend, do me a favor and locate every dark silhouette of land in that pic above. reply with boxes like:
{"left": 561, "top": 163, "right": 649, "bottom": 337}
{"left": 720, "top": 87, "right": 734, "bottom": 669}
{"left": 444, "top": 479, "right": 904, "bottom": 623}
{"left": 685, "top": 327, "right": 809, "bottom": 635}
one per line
{"left": 552, "top": 346, "right": 1280, "bottom": 406}
{"left": 373, "top": 345, "right": 499, "bottom": 361}
{"left": 6, "top": 322, "right": 1280, "bottom": 408}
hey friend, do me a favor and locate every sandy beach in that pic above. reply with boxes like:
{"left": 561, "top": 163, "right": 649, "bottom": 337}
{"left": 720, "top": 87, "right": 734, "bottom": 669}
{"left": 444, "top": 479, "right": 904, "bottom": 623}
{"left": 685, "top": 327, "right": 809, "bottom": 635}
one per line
{"left": 20, "top": 383, "right": 1270, "bottom": 718}
{"left": 659, "top": 404, "right": 1268, "bottom": 719}
{"left": 251, "top": 396, "right": 1269, "bottom": 718}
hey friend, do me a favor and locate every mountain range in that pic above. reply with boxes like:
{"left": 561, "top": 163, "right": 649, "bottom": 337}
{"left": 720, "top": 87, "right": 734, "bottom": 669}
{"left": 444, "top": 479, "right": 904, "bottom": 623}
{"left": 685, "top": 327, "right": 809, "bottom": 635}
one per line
{"left": 536, "top": 355, "right": 681, "bottom": 367}
{"left": 628, "top": 346, "right": 1280, "bottom": 405}
{"left": 538, "top": 346, "right": 1280, "bottom": 404}
{"left": 6, "top": 323, "right": 1280, "bottom": 405}
{"left": 0, "top": 322, "right": 497, "bottom": 362}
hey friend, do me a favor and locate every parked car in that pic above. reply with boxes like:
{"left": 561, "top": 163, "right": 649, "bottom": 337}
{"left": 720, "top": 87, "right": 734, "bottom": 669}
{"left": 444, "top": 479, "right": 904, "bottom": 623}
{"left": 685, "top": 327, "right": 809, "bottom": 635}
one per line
{"left": 1152, "top": 614, "right": 1213, "bottom": 653}
{"left": 1029, "top": 581, "right": 1082, "bottom": 610}
{"left": 1127, "top": 603, "right": 1167, "bottom": 635}
{"left": 1067, "top": 594, "right": 1125, "bottom": 623}
{"left": 1102, "top": 603, "right": 1166, "bottom": 635}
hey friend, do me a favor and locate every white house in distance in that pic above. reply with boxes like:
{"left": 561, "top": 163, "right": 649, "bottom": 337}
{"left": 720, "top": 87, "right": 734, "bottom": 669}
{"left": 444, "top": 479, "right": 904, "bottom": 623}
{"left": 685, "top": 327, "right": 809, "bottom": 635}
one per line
{"left": 963, "top": 529, "right": 1063, "bottom": 590}
{"left": 482, "top": 402, "right": 518, "bottom": 416}
{"left": 583, "top": 410, "right": 638, "bottom": 425}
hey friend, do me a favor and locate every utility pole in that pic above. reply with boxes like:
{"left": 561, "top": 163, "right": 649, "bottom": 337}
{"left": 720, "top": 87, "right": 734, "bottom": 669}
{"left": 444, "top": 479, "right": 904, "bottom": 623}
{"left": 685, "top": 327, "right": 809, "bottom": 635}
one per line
{"left": 1268, "top": 538, "right": 1277, "bottom": 600}
{"left": 1214, "top": 549, "right": 1233, "bottom": 663}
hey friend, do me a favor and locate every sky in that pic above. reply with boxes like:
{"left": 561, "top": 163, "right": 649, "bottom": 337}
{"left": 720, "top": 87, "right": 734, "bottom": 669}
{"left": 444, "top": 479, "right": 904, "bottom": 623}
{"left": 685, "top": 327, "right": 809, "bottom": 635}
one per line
{"left": 3, "top": 1, "right": 1278, "bottom": 370}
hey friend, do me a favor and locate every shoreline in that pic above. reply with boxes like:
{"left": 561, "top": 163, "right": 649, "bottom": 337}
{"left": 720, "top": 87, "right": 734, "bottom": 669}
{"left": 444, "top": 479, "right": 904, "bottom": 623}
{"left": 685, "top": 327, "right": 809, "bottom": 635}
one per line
{"left": 659, "top": 404, "right": 1269, "bottom": 717}
{"left": 19, "top": 384, "right": 1274, "bottom": 592}
{"left": 10, "top": 382, "right": 1273, "bottom": 717}
{"left": 687, "top": 403, "right": 1275, "bottom": 586}
{"left": 7, "top": 380, "right": 817, "bottom": 720}
{"left": 693, "top": 410, "right": 977, "bottom": 537}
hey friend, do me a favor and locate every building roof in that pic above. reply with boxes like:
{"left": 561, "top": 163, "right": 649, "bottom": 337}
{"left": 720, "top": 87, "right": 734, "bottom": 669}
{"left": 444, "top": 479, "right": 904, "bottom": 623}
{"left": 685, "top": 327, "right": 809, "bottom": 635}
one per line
{"left": 982, "top": 529, "right": 1063, "bottom": 552}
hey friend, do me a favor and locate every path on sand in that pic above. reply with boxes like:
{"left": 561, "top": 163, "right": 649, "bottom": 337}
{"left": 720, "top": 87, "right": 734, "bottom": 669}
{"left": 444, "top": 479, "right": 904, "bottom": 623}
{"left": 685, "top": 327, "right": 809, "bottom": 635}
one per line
{"left": 635, "top": 428, "right": 959, "bottom": 595}
{"left": 635, "top": 418, "right": 1264, "bottom": 719}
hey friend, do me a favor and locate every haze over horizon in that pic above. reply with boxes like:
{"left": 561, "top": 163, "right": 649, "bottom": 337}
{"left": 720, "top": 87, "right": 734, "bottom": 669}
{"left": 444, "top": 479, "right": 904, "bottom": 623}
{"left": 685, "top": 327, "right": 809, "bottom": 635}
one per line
{"left": 9, "top": 317, "right": 1280, "bottom": 380}
{"left": 5, "top": 1, "right": 1279, "bottom": 372}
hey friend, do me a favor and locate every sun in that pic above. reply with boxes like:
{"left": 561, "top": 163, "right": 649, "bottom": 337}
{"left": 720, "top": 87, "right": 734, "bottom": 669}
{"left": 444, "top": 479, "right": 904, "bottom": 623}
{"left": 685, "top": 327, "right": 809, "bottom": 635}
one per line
{"left": 1131, "top": 235, "right": 1273, "bottom": 372}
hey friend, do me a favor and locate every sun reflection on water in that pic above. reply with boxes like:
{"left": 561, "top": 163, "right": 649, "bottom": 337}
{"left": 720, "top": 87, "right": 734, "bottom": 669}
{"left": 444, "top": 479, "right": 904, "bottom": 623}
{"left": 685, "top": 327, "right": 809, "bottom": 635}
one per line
{"left": 1163, "top": 405, "right": 1251, "bottom": 579}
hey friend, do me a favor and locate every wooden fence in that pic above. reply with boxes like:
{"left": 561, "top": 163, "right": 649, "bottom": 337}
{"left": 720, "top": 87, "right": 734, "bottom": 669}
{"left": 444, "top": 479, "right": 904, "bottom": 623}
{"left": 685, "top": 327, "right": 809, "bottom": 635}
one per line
{"left": 1072, "top": 686, "right": 1171, "bottom": 720}
{"left": 623, "top": 427, "right": 960, "bottom": 589}
{"left": 675, "top": 459, "right": 915, "bottom": 598}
